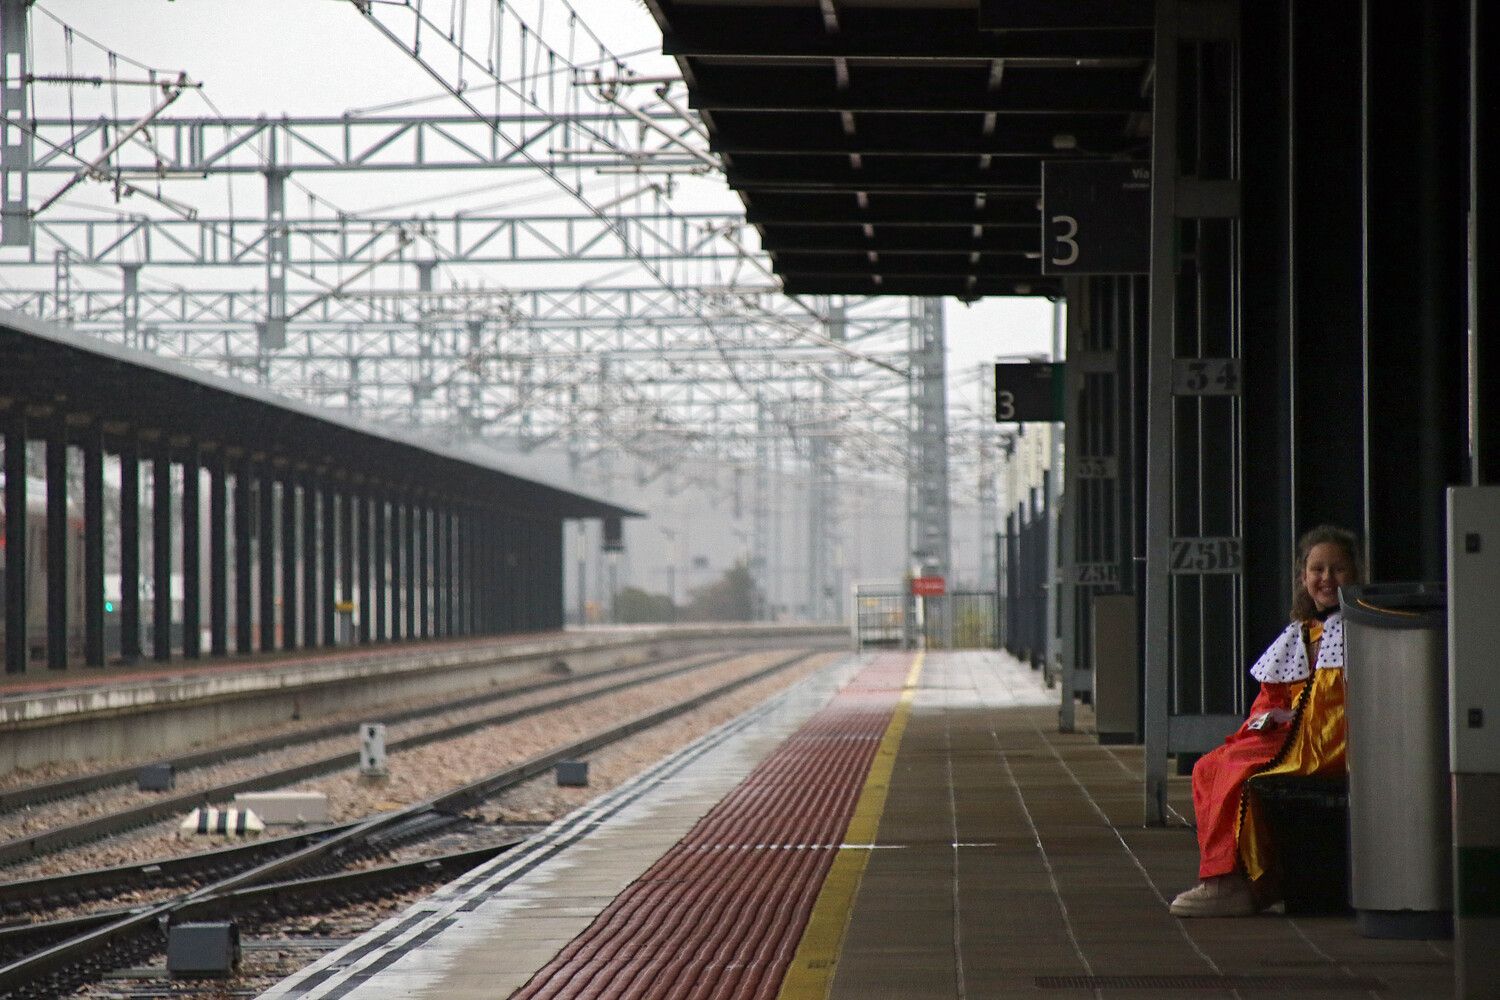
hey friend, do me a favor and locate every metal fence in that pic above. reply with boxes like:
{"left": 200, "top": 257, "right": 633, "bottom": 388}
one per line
{"left": 921, "top": 590, "right": 999, "bottom": 650}
{"left": 1000, "top": 483, "right": 1050, "bottom": 669}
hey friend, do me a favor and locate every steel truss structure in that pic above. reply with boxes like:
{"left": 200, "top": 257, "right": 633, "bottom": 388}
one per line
{"left": 0, "top": 0, "right": 970, "bottom": 616}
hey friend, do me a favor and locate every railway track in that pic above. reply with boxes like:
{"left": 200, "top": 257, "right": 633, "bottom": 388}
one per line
{"left": 0, "top": 649, "right": 742, "bottom": 869}
{"left": 0, "top": 648, "right": 822, "bottom": 999}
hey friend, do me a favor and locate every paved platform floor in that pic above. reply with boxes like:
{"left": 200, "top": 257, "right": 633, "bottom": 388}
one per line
{"left": 258, "top": 650, "right": 1457, "bottom": 999}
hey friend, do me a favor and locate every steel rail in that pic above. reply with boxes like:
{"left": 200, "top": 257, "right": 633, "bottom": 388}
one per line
{"left": 0, "top": 647, "right": 711, "bottom": 815}
{"left": 0, "top": 648, "right": 820, "bottom": 999}
{"left": 0, "top": 650, "right": 740, "bottom": 867}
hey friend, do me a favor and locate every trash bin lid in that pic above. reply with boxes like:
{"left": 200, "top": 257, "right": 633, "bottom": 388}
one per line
{"left": 1339, "top": 582, "right": 1446, "bottom": 629}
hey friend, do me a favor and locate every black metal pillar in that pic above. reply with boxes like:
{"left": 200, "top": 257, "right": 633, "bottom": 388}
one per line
{"left": 209, "top": 450, "right": 228, "bottom": 656}
{"left": 83, "top": 423, "right": 105, "bottom": 667}
{"left": 456, "top": 511, "right": 469, "bottom": 636}
{"left": 357, "top": 493, "right": 371, "bottom": 644}
{"left": 1239, "top": 0, "right": 1296, "bottom": 642}
{"left": 233, "top": 458, "right": 253, "bottom": 655}
{"left": 3, "top": 411, "right": 26, "bottom": 674}
{"left": 259, "top": 471, "right": 276, "bottom": 653}
{"left": 338, "top": 487, "right": 353, "bottom": 638}
{"left": 281, "top": 476, "right": 297, "bottom": 651}
{"left": 119, "top": 439, "right": 141, "bottom": 664}
{"left": 432, "top": 503, "right": 441, "bottom": 638}
{"left": 444, "top": 509, "right": 457, "bottom": 636}
{"left": 181, "top": 444, "right": 200, "bottom": 659}
{"left": 389, "top": 501, "right": 403, "bottom": 641}
{"left": 46, "top": 419, "right": 68, "bottom": 669}
{"left": 152, "top": 444, "right": 172, "bottom": 661}
{"left": 321, "top": 482, "right": 336, "bottom": 645}
{"left": 417, "top": 503, "right": 430, "bottom": 638}
{"left": 1477, "top": 0, "right": 1499, "bottom": 485}
{"left": 1363, "top": 0, "right": 1468, "bottom": 580}
{"left": 302, "top": 479, "right": 318, "bottom": 648}
{"left": 404, "top": 499, "right": 417, "bottom": 638}
{"left": 373, "top": 497, "right": 387, "bottom": 642}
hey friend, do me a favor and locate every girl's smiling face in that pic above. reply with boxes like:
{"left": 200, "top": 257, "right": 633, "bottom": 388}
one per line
{"left": 1301, "top": 542, "right": 1356, "bottom": 611}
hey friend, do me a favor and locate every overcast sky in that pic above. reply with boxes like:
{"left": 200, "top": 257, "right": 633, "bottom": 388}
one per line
{"left": 23, "top": 0, "right": 1059, "bottom": 399}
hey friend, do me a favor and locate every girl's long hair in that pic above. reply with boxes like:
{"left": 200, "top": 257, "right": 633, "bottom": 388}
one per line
{"left": 1290, "top": 524, "right": 1363, "bottom": 622}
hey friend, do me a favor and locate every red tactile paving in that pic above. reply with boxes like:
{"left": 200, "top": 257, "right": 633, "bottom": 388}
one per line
{"left": 513, "top": 652, "right": 913, "bottom": 1000}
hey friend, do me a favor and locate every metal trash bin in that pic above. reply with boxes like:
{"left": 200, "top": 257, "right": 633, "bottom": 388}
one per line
{"left": 1341, "top": 582, "right": 1452, "bottom": 939}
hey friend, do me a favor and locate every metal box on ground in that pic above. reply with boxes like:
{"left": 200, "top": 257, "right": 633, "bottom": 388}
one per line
{"left": 556, "top": 760, "right": 589, "bottom": 787}
{"left": 1342, "top": 582, "right": 1452, "bottom": 939}
{"left": 231, "top": 791, "right": 329, "bottom": 826}
{"left": 360, "top": 723, "right": 388, "bottom": 778}
{"left": 166, "top": 921, "right": 240, "bottom": 977}
{"left": 137, "top": 763, "right": 175, "bottom": 791}
{"left": 1091, "top": 593, "right": 1139, "bottom": 743}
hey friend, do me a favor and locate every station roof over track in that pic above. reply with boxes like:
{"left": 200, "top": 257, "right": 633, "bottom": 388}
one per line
{"left": 645, "top": 0, "right": 1154, "bottom": 299}
{"left": 0, "top": 311, "right": 638, "bottom": 522}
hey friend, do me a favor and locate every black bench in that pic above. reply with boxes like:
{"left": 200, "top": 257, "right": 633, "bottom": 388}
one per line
{"left": 1246, "top": 773, "right": 1350, "bottom": 915}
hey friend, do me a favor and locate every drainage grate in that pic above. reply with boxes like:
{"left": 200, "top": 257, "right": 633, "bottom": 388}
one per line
{"left": 1036, "top": 974, "right": 1388, "bottom": 991}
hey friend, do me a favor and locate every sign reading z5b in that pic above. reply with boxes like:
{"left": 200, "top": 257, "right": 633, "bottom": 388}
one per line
{"left": 1169, "top": 537, "right": 1244, "bottom": 574}
{"left": 1041, "top": 161, "right": 1151, "bottom": 275}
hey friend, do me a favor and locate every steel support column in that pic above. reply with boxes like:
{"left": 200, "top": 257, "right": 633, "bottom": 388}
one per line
{"left": 83, "top": 423, "right": 105, "bottom": 666}
{"left": 259, "top": 470, "right": 276, "bottom": 653}
{"left": 302, "top": 478, "right": 318, "bottom": 648}
{"left": 233, "top": 459, "right": 252, "bottom": 655}
{"left": 374, "top": 497, "right": 388, "bottom": 642}
{"left": 3, "top": 411, "right": 25, "bottom": 673}
{"left": 403, "top": 499, "right": 417, "bottom": 638}
{"left": 357, "top": 493, "right": 371, "bottom": 644}
{"left": 280, "top": 475, "right": 297, "bottom": 651}
{"left": 1477, "top": 0, "right": 1499, "bottom": 485}
{"left": 261, "top": 170, "right": 288, "bottom": 351}
{"left": 209, "top": 450, "right": 228, "bottom": 656}
{"left": 152, "top": 444, "right": 172, "bottom": 661}
{"left": 1144, "top": 0, "right": 1246, "bottom": 823}
{"left": 0, "top": 0, "right": 32, "bottom": 248}
{"left": 418, "top": 503, "right": 430, "bottom": 638}
{"left": 390, "top": 501, "right": 404, "bottom": 640}
{"left": 339, "top": 489, "right": 353, "bottom": 637}
{"left": 181, "top": 444, "right": 200, "bottom": 658}
{"left": 119, "top": 439, "right": 142, "bottom": 664}
{"left": 320, "top": 481, "right": 336, "bottom": 645}
{"left": 46, "top": 418, "right": 68, "bottom": 669}
{"left": 1363, "top": 0, "right": 1468, "bottom": 581}
{"left": 433, "top": 506, "right": 446, "bottom": 637}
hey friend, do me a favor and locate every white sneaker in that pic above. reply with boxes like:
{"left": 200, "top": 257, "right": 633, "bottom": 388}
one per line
{"left": 1169, "top": 874, "right": 1256, "bottom": 917}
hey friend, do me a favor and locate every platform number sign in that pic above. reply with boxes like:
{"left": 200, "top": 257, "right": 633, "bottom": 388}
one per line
{"left": 1041, "top": 161, "right": 1151, "bottom": 275}
{"left": 995, "top": 362, "right": 1064, "bottom": 423}
{"left": 1169, "top": 537, "right": 1244, "bottom": 575}
{"left": 1172, "top": 358, "right": 1241, "bottom": 396}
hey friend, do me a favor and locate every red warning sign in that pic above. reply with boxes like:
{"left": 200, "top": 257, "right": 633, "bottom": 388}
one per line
{"left": 910, "top": 576, "right": 946, "bottom": 597}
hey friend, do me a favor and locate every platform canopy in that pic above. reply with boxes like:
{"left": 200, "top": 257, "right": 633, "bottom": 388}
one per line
{"left": 0, "top": 310, "right": 637, "bottom": 522}
{"left": 645, "top": 0, "right": 1154, "bottom": 299}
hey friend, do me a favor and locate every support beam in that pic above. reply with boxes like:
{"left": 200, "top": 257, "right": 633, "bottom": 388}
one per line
{"left": 417, "top": 503, "right": 430, "bottom": 639}
{"left": 152, "top": 444, "right": 172, "bottom": 661}
{"left": 82, "top": 423, "right": 105, "bottom": 667}
{"left": 0, "top": 0, "right": 32, "bottom": 247}
{"left": 302, "top": 478, "right": 318, "bottom": 648}
{"left": 357, "top": 493, "right": 371, "bottom": 644}
{"left": 3, "top": 410, "right": 26, "bottom": 673}
{"left": 374, "top": 497, "right": 388, "bottom": 642}
{"left": 321, "top": 482, "right": 336, "bottom": 645}
{"left": 119, "top": 439, "right": 142, "bottom": 664}
{"left": 46, "top": 418, "right": 67, "bottom": 669}
{"left": 280, "top": 475, "right": 297, "bottom": 651}
{"left": 259, "top": 470, "right": 276, "bottom": 653}
{"left": 209, "top": 451, "right": 228, "bottom": 656}
{"left": 182, "top": 444, "right": 200, "bottom": 658}
{"left": 234, "top": 459, "right": 252, "bottom": 655}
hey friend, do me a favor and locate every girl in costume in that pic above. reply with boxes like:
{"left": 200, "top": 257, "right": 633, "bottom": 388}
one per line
{"left": 1169, "top": 525, "right": 1361, "bottom": 917}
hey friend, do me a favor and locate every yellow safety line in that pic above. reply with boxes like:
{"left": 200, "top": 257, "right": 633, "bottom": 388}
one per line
{"left": 776, "top": 652, "right": 924, "bottom": 1000}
